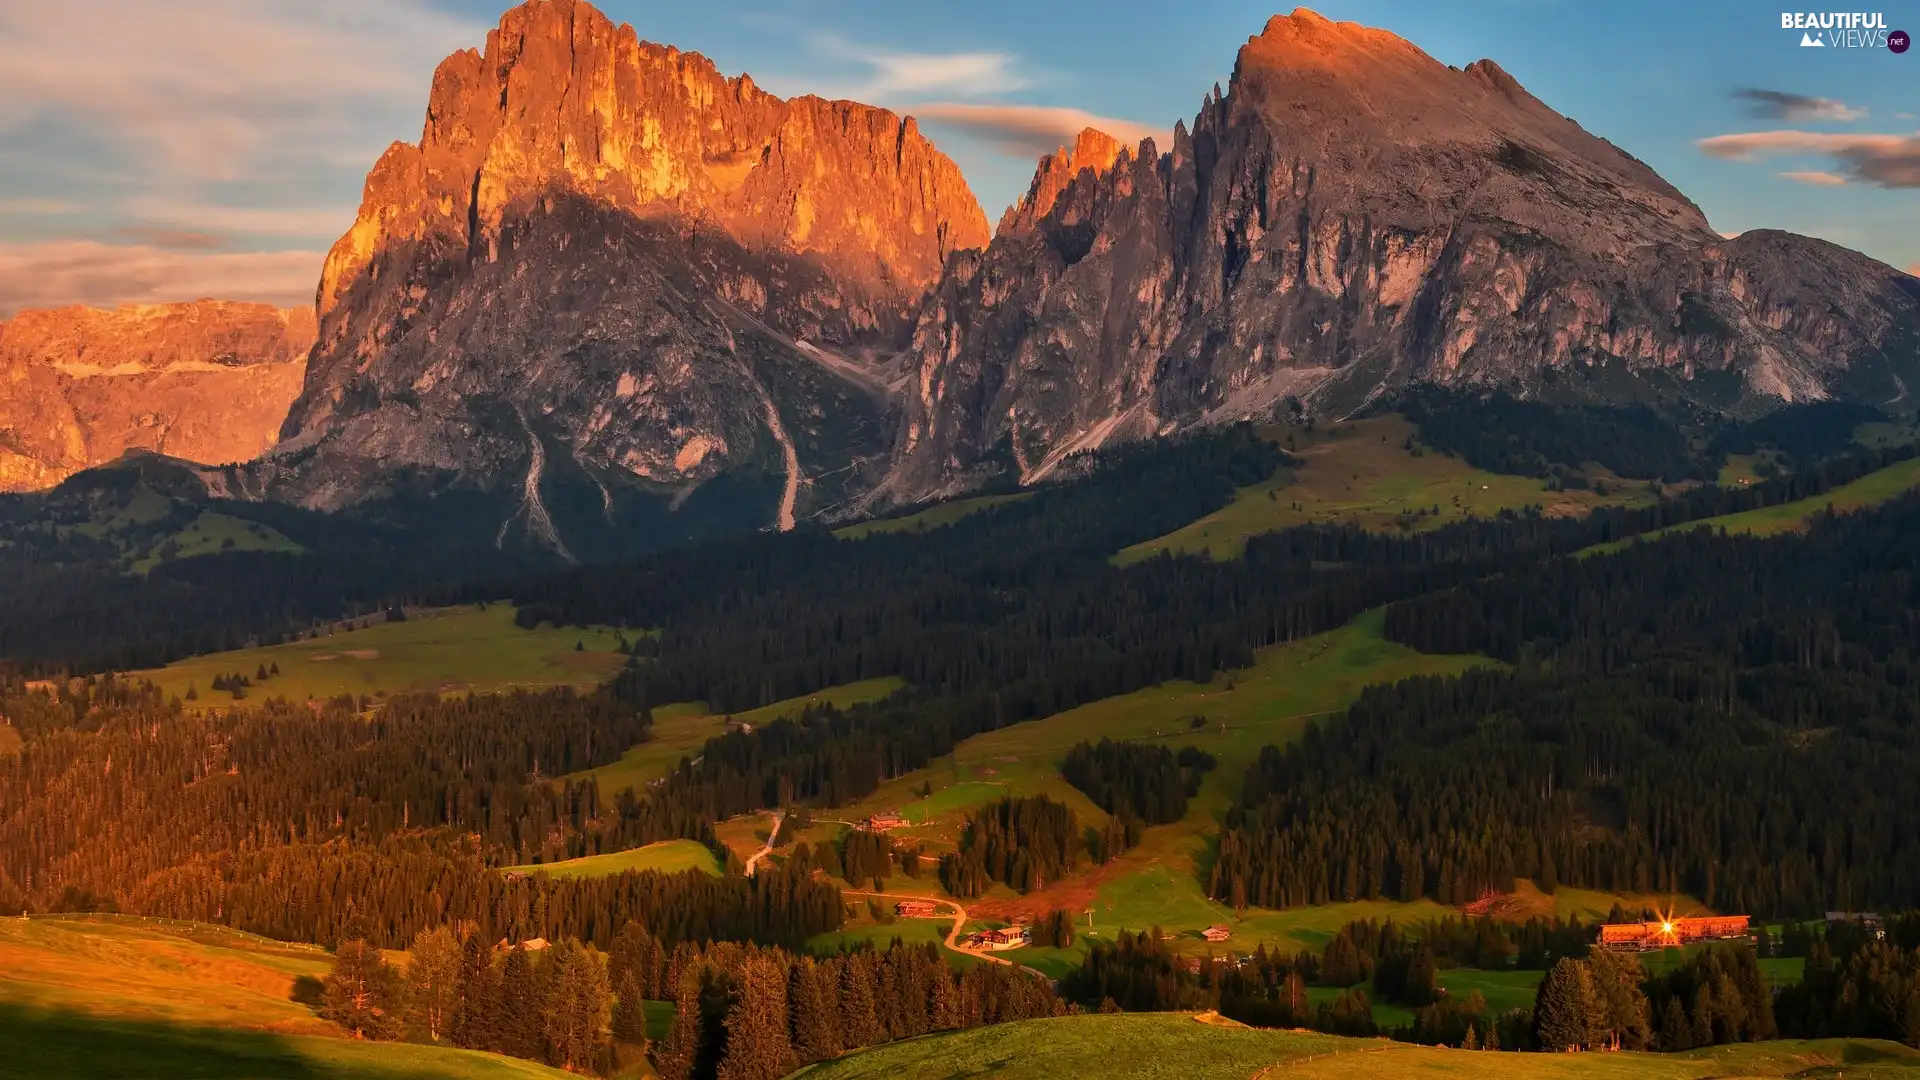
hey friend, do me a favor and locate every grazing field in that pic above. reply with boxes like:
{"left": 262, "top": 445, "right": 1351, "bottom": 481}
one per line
{"left": 797, "top": 611, "right": 1492, "bottom": 955}
{"left": 808, "top": 918, "right": 978, "bottom": 969}
{"left": 786, "top": 1012, "right": 1920, "bottom": 1080}
{"left": 575, "top": 678, "right": 906, "bottom": 800}
{"left": 502, "top": 839, "right": 721, "bottom": 879}
{"left": 833, "top": 492, "right": 1035, "bottom": 539}
{"left": 1116, "top": 416, "right": 1649, "bottom": 564}
{"left": 0, "top": 915, "right": 570, "bottom": 1079}
{"left": 129, "top": 604, "right": 627, "bottom": 707}
{"left": 1588, "top": 456, "right": 1920, "bottom": 555}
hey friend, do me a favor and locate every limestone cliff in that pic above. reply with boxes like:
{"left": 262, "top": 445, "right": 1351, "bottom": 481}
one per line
{"left": 271, "top": 0, "right": 989, "bottom": 547}
{"left": 881, "top": 9, "right": 1920, "bottom": 502}
{"left": 0, "top": 301, "right": 313, "bottom": 492}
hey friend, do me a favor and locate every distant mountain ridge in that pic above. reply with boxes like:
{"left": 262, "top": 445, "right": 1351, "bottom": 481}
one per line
{"left": 261, "top": 0, "right": 988, "bottom": 553}
{"left": 24, "top": 2, "right": 1918, "bottom": 549}
{"left": 875, "top": 9, "right": 1920, "bottom": 503}
{"left": 0, "top": 300, "right": 313, "bottom": 493}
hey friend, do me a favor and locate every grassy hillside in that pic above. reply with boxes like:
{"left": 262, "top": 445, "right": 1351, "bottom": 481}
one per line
{"left": 833, "top": 493, "right": 1035, "bottom": 539}
{"left": 129, "top": 604, "right": 627, "bottom": 707}
{"left": 783, "top": 612, "right": 1492, "bottom": 961}
{"left": 502, "top": 839, "right": 721, "bottom": 879}
{"left": 786, "top": 1013, "right": 1920, "bottom": 1080}
{"left": 1587, "top": 456, "right": 1920, "bottom": 556}
{"left": 574, "top": 678, "right": 906, "bottom": 800}
{"left": 0, "top": 915, "right": 571, "bottom": 1080}
{"left": 1117, "top": 416, "right": 1650, "bottom": 565}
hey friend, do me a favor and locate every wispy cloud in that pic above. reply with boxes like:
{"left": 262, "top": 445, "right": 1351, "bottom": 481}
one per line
{"left": 911, "top": 104, "right": 1167, "bottom": 160}
{"left": 1779, "top": 170, "right": 1850, "bottom": 186}
{"left": 109, "top": 227, "right": 230, "bottom": 252}
{"left": 1733, "top": 88, "right": 1866, "bottom": 123}
{"left": 0, "top": 0, "right": 479, "bottom": 182}
{"left": 0, "top": 198, "right": 83, "bottom": 216}
{"left": 1699, "top": 131, "right": 1920, "bottom": 188}
{"left": 808, "top": 35, "right": 1031, "bottom": 100}
{"left": 0, "top": 241, "right": 320, "bottom": 317}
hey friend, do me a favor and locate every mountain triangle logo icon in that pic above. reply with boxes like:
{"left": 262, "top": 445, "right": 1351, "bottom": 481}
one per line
{"left": 1800, "top": 31, "right": 1826, "bottom": 46}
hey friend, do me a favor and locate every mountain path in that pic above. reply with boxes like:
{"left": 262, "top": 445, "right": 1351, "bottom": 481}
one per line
{"left": 744, "top": 810, "right": 783, "bottom": 877}
{"left": 840, "top": 889, "right": 1052, "bottom": 981}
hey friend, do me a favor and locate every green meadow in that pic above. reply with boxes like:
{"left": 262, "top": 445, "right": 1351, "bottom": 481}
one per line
{"left": 0, "top": 915, "right": 571, "bottom": 1080}
{"left": 1116, "top": 416, "right": 1650, "bottom": 565}
{"left": 787, "top": 1012, "right": 1920, "bottom": 1080}
{"left": 502, "top": 839, "right": 722, "bottom": 879}
{"left": 129, "top": 604, "right": 628, "bottom": 707}
{"left": 574, "top": 678, "right": 906, "bottom": 800}
{"left": 1587, "top": 456, "right": 1920, "bottom": 556}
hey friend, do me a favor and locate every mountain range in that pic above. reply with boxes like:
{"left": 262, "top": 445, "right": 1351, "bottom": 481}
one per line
{"left": 7, "top": 1, "right": 1917, "bottom": 548}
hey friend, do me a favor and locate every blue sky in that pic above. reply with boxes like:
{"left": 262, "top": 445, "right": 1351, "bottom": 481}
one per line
{"left": 1, "top": 0, "right": 1914, "bottom": 314}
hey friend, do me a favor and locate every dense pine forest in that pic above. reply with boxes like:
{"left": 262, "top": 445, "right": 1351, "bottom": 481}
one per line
{"left": 8, "top": 405, "right": 1920, "bottom": 1072}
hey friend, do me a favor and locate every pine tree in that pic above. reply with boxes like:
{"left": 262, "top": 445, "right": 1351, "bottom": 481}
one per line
{"left": 1534, "top": 958, "right": 1602, "bottom": 1052}
{"left": 405, "top": 926, "right": 463, "bottom": 1042}
{"left": 1463, "top": 1024, "right": 1479, "bottom": 1050}
{"left": 1283, "top": 971, "right": 1309, "bottom": 1023}
{"left": 1659, "top": 995, "right": 1692, "bottom": 1051}
{"left": 838, "top": 952, "right": 882, "bottom": 1049}
{"left": 1690, "top": 982, "right": 1716, "bottom": 1049}
{"left": 1585, "top": 949, "right": 1651, "bottom": 1050}
{"left": 612, "top": 968, "right": 650, "bottom": 1048}
{"left": 497, "top": 944, "right": 547, "bottom": 1060}
{"left": 451, "top": 932, "right": 501, "bottom": 1051}
{"left": 655, "top": 966, "right": 702, "bottom": 1080}
{"left": 788, "top": 958, "right": 842, "bottom": 1062}
{"left": 543, "top": 940, "right": 612, "bottom": 1073}
{"left": 717, "top": 953, "right": 795, "bottom": 1080}
{"left": 320, "top": 939, "right": 404, "bottom": 1040}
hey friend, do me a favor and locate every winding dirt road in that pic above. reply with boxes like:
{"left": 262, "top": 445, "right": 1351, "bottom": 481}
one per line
{"left": 841, "top": 889, "right": 1051, "bottom": 981}
{"left": 743, "top": 810, "right": 784, "bottom": 877}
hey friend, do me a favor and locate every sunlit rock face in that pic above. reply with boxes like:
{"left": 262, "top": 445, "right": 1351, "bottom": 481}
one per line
{"left": 0, "top": 301, "right": 313, "bottom": 492}
{"left": 880, "top": 8, "right": 1920, "bottom": 504}
{"left": 272, "top": 0, "right": 989, "bottom": 543}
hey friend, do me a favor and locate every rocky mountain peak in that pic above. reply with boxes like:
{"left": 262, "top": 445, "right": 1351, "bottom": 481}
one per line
{"left": 998, "top": 127, "right": 1129, "bottom": 234}
{"left": 317, "top": 0, "right": 986, "bottom": 325}
{"left": 0, "top": 301, "right": 312, "bottom": 492}
{"left": 880, "top": 12, "right": 1920, "bottom": 506}
{"left": 271, "top": 0, "right": 992, "bottom": 557}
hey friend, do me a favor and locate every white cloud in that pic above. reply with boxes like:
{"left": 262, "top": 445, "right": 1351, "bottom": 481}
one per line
{"left": 0, "top": 0, "right": 479, "bottom": 183}
{"left": 1699, "top": 130, "right": 1920, "bottom": 188}
{"left": 119, "top": 198, "right": 358, "bottom": 242}
{"left": 1779, "top": 170, "right": 1850, "bottom": 186}
{"left": 0, "top": 240, "right": 321, "bottom": 317}
{"left": 807, "top": 35, "right": 1032, "bottom": 101}
{"left": 911, "top": 103, "right": 1168, "bottom": 160}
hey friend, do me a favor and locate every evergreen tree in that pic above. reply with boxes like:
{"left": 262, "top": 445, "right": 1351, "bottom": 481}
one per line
{"left": 1585, "top": 949, "right": 1651, "bottom": 1050}
{"left": 405, "top": 926, "right": 463, "bottom": 1042}
{"left": 838, "top": 952, "right": 882, "bottom": 1049}
{"left": 655, "top": 965, "right": 702, "bottom": 1080}
{"left": 717, "top": 953, "right": 795, "bottom": 1080}
{"left": 1690, "top": 983, "right": 1716, "bottom": 1049}
{"left": 787, "top": 958, "right": 841, "bottom": 1062}
{"left": 612, "top": 968, "right": 650, "bottom": 1048}
{"left": 544, "top": 940, "right": 612, "bottom": 1073}
{"left": 451, "top": 932, "right": 501, "bottom": 1051}
{"left": 497, "top": 944, "right": 547, "bottom": 1060}
{"left": 1534, "top": 958, "right": 1602, "bottom": 1052}
{"left": 1659, "top": 995, "right": 1692, "bottom": 1051}
{"left": 319, "top": 939, "right": 404, "bottom": 1040}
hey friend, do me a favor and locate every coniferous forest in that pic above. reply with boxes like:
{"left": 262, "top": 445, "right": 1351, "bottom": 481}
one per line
{"left": 8, "top": 408, "right": 1920, "bottom": 1072}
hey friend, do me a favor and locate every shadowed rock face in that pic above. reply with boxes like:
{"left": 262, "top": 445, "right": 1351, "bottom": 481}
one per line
{"left": 880, "top": 8, "right": 1920, "bottom": 503}
{"left": 0, "top": 301, "right": 313, "bottom": 493}
{"left": 272, "top": 0, "right": 989, "bottom": 536}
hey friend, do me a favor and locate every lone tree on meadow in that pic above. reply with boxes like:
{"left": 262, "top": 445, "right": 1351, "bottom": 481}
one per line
{"left": 1535, "top": 956, "right": 1606, "bottom": 1052}
{"left": 405, "top": 926, "right": 463, "bottom": 1042}
{"left": 320, "top": 938, "right": 404, "bottom": 1040}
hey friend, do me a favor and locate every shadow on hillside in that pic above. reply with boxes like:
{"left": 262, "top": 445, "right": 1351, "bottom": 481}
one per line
{"left": 0, "top": 1001, "right": 461, "bottom": 1080}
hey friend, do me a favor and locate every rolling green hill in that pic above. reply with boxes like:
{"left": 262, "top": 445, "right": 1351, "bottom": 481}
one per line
{"left": 128, "top": 604, "right": 627, "bottom": 707}
{"left": 502, "top": 838, "right": 722, "bottom": 879}
{"left": 785, "top": 1013, "right": 1920, "bottom": 1080}
{"left": 1116, "top": 416, "right": 1653, "bottom": 565}
{"left": 0, "top": 915, "right": 572, "bottom": 1080}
